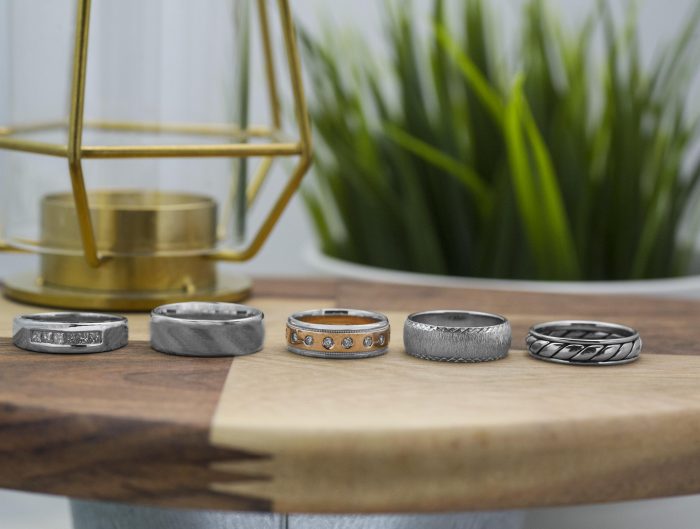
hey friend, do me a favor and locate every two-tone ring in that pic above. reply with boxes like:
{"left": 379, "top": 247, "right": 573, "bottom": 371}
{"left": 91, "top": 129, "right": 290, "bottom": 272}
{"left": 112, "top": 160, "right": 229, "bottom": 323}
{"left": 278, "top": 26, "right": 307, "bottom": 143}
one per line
{"left": 151, "top": 302, "right": 264, "bottom": 357}
{"left": 404, "top": 310, "right": 511, "bottom": 362}
{"left": 286, "top": 308, "right": 390, "bottom": 359}
{"left": 12, "top": 312, "right": 128, "bottom": 354}
{"left": 527, "top": 320, "right": 642, "bottom": 365}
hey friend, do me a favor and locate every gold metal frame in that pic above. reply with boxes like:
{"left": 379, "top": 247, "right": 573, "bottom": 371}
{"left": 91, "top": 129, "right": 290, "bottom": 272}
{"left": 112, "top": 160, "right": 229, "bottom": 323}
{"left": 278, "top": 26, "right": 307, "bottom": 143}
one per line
{"left": 0, "top": 0, "right": 312, "bottom": 266}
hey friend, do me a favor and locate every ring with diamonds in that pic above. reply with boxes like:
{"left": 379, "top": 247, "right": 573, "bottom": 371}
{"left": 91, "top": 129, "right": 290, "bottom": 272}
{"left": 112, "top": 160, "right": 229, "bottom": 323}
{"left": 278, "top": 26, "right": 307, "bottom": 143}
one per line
{"left": 12, "top": 312, "right": 128, "bottom": 354}
{"left": 286, "top": 308, "right": 390, "bottom": 359}
{"left": 404, "top": 310, "right": 511, "bottom": 362}
{"left": 151, "top": 302, "right": 264, "bottom": 357}
{"left": 526, "top": 320, "right": 642, "bottom": 365}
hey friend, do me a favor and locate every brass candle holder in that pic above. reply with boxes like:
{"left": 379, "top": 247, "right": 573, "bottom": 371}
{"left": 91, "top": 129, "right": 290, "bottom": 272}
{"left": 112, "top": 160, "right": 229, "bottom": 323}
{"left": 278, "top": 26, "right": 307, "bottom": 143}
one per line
{"left": 0, "top": 0, "right": 312, "bottom": 311}
{"left": 3, "top": 190, "right": 252, "bottom": 311}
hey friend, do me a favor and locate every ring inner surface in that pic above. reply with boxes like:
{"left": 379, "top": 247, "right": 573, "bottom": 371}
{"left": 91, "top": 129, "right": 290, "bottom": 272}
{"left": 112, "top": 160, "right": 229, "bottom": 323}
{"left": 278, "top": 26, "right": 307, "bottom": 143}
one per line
{"left": 298, "top": 315, "right": 381, "bottom": 326}
{"left": 22, "top": 314, "right": 121, "bottom": 324}
{"left": 158, "top": 308, "right": 254, "bottom": 322}
{"left": 539, "top": 323, "right": 631, "bottom": 340}
{"left": 412, "top": 312, "right": 502, "bottom": 328}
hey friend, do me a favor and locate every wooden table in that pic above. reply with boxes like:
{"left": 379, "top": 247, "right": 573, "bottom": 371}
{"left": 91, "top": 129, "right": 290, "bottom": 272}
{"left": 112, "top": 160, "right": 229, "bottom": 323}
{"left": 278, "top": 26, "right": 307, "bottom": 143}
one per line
{"left": 1, "top": 278, "right": 700, "bottom": 514}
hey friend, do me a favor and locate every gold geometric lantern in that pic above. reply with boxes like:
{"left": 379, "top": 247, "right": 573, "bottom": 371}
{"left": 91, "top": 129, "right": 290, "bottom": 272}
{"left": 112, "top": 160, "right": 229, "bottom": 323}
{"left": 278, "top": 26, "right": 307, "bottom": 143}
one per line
{"left": 0, "top": 0, "right": 311, "bottom": 310}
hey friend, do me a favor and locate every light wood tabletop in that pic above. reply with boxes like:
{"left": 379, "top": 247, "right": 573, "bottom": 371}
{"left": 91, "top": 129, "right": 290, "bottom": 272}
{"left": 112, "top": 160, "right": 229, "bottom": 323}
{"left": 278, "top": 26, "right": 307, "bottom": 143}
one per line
{"left": 0, "top": 278, "right": 699, "bottom": 513}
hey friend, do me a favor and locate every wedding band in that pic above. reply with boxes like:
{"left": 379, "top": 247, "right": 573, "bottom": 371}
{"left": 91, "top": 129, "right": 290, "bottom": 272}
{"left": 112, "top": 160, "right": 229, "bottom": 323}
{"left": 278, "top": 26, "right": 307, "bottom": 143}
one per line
{"left": 286, "top": 308, "right": 390, "bottom": 359}
{"left": 151, "top": 302, "right": 264, "bottom": 357}
{"left": 12, "top": 312, "right": 128, "bottom": 354}
{"left": 527, "top": 320, "right": 642, "bottom": 365}
{"left": 404, "top": 310, "right": 511, "bottom": 362}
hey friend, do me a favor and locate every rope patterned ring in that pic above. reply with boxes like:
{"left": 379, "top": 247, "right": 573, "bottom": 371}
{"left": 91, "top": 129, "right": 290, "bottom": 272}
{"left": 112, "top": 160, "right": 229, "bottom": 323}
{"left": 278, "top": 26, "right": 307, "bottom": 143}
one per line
{"left": 526, "top": 320, "right": 642, "bottom": 366}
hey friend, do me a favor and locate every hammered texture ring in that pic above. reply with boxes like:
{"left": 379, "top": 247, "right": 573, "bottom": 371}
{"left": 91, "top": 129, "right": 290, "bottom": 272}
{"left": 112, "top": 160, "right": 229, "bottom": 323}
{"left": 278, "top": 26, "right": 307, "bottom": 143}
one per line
{"left": 13, "top": 312, "right": 128, "bottom": 354}
{"left": 151, "top": 302, "right": 264, "bottom": 357}
{"left": 286, "top": 308, "right": 390, "bottom": 359}
{"left": 527, "top": 320, "right": 642, "bottom": 365}
{"left": 404, "top": 310, "right": 511, "bottom": 362}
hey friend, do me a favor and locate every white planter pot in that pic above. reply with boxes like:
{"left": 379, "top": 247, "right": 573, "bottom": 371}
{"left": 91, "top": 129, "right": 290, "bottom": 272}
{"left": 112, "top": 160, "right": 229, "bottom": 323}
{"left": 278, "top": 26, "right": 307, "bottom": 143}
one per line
{"left": 306, "top": 246, "right": 700, "bottom": 298}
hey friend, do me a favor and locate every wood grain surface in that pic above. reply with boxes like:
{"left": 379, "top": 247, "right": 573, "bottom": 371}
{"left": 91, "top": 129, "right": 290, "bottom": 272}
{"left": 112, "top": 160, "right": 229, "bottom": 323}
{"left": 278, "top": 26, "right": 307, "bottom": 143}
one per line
{"left": 0, "top": 279, "right": 700, "bottom": 513}
{"left": 0, "top": 284, "right": 334, "bottom": 511}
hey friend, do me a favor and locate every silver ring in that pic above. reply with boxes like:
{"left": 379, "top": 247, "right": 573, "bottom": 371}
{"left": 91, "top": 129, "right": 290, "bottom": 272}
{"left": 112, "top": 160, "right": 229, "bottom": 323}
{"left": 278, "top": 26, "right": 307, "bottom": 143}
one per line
{"left": 404, "top": 310, "right": 511, "bottom": 362}
{"left": 151, "top": 302, "right": 264, "bottom": 357}
{"left": 13, "top": 312, "right": 128, "bottom": 354}
{"left": 527, "top": 320, "right": 642, "bottom": 365}
{"left": 287, "top": 308, "right": 390, "bottom": 359}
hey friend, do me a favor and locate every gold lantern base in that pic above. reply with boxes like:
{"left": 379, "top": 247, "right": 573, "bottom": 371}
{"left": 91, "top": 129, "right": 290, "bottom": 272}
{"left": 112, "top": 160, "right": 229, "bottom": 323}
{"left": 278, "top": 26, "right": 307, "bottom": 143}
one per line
{"left": 1, "top": 190, "right": 252, "bottom": 311}
{"left": 2, "top": 271, "right": 251, "bottom": 312}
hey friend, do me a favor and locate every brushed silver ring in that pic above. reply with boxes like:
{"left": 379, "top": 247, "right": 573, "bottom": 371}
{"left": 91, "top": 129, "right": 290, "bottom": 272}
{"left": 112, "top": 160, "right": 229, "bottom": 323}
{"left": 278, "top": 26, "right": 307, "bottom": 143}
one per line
{"left": 404, "top": 310, "right": 511, "bottom": 362}
{"left": 12, "top": 312, "right": 128, "bottom": 354}
{"left": 527, "top": 320, "right": 642, "bottom": 365}
{"left": 287, "top": 308, "right": 390, "bottom": 359}
{"left": 151, "top": 302, "right": 264, "bottom": 357}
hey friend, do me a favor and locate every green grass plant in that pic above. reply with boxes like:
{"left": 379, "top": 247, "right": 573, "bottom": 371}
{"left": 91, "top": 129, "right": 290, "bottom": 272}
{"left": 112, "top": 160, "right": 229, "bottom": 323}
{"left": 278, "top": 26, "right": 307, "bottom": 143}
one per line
{"left": 301, "top": 0, "right": 700, "bottom": 280}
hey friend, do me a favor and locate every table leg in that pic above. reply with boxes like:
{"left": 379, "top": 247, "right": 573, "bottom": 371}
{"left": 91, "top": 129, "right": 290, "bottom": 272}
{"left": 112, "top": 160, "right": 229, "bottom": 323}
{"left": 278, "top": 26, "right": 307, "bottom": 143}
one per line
{"left": 70, "top": 500, "right": 525, "bottom": 529}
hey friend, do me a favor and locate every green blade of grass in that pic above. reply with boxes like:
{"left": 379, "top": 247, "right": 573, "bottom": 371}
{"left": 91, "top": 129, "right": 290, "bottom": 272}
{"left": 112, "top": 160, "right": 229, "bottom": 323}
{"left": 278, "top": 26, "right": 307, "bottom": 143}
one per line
{"left": 518, "top": 85, "right": 581, "bottom": 278}
{"left": 384, "top": 124, "right": 491, "bottom": 212}
{"left": 436, "top": 24, "right": 504, "bottom": 124}
{"left": 503, "top": 78, "right": 553, "bottom": 278}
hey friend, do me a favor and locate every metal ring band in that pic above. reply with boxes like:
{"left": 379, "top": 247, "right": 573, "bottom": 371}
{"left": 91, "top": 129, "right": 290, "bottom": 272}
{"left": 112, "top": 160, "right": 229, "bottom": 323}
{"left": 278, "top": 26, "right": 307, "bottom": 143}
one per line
{"left": 286, "top": 308, "right": 390, "bottom": 359}
{"left": 404, "top": 310, "right": 511, "bottom": 363}
{"left": 13, "top": 312, "right": 128, "bottom": 354}
{"left": 526, "top": 320, "right": 642, "bottom": 365}
{"left": 151, "top": 302, "right": 264, "bottom": 357}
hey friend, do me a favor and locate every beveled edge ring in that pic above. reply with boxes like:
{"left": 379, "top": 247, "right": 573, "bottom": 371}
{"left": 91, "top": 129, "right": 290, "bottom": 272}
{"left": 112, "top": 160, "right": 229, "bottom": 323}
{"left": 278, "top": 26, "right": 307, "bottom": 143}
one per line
{"left": 150, "top": 302, "right": 265, "bottom": 357}
{"left": 12, "top": 312, "right": 128, "bottom": 354}
{"left": 527, "top": 320, "right": 642, "bottom": 365}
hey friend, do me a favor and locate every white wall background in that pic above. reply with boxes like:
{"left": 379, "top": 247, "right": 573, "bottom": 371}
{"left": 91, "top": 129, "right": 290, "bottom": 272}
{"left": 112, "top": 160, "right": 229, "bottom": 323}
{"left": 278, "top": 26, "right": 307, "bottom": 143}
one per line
{"left": 1, "top": 0, "right": 699, "bottom": 527}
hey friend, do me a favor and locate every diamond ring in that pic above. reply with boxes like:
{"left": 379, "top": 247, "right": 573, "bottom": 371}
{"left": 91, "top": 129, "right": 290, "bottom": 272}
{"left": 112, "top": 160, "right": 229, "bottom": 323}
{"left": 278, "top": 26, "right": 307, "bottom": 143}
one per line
{"left": 286, "top": 308, "right": 390, "bottom": 359}
{"left": 12, "top": 312, "right": 128, "bottom": 354}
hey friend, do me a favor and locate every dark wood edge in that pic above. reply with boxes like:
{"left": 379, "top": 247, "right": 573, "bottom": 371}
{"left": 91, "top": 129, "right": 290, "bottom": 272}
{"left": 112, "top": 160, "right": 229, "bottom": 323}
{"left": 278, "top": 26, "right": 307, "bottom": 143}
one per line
{"left": 0, "top": 401, "right": 272, "bottom": 511}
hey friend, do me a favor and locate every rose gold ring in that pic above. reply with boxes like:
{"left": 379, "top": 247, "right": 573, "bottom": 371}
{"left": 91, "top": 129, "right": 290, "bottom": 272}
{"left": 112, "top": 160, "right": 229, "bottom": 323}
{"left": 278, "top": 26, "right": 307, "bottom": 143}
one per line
{"left": 286, "top": 308, "right": 390, "bottom": 359}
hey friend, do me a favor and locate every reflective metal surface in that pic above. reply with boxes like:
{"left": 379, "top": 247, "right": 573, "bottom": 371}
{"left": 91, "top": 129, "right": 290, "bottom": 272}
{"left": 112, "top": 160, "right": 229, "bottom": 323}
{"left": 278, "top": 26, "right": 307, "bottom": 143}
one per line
{"left": 151, "top": 302, "right": 264, "bottom": 357}
{"left": 404, "top": 310, "right": 511, "bottom": 363}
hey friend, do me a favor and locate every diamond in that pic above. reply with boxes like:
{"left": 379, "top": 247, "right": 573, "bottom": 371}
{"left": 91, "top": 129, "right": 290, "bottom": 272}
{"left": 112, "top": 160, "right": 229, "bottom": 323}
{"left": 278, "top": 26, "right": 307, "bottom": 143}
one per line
{"left": 29, "top": 329, "right": 101, "bottom": 346}
{"left": 378, "top": 334, "right": 386, "bottom": 346}
{"left": 77, "top": 332, "right": 96, "bottom": 345}
{"left": 66, "top": 331, "right": 102, "bottom": 345}
{"left": 342, "top": 337, "right": 354, "bottom": 349}
{"left": 363, "top": 336, "right": 373, "bottom": 348}
{"left": 322, "top": 337, "right": 334, "bottom": 350}
{"left": 291, "top": 331, "right": 299, "bottom": 343}
{"left": 304, "top": 335, "right": 314, "bottom": 346}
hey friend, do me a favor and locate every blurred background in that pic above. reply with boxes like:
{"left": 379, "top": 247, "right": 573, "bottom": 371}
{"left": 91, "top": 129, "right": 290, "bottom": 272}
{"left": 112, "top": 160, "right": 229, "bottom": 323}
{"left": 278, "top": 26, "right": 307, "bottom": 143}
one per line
{"left": 1, "top": 0, "right": 699, "bottom": 527}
